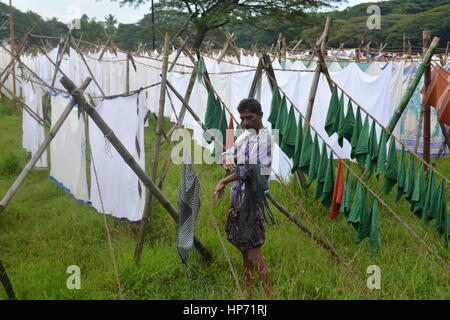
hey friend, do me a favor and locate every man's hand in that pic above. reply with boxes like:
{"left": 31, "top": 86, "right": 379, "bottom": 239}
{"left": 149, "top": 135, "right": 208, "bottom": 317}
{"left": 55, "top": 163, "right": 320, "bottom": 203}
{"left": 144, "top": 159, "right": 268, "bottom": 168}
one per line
{"left": 212, "top": 181, "right": 226, "bottom": 202}
{"left": 223, "top": 154, "right": 237, "bottom": 171}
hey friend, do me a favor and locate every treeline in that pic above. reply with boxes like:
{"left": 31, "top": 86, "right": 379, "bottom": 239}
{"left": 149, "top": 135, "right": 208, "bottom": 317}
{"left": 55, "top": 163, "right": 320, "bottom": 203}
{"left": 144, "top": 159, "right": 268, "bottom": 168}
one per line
{"left": 1, "top": 0, "right": 449, "bottom": 52}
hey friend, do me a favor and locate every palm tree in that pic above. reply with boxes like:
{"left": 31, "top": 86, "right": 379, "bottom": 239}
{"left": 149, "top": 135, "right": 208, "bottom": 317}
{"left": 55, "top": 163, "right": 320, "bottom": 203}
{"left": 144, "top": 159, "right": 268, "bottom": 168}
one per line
{"left": 104, "top": 14, "right": 118, "bottom": 34}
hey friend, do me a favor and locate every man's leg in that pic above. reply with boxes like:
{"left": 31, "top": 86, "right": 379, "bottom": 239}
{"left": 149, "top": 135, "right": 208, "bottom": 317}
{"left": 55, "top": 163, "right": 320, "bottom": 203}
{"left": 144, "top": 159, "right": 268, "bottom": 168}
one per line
{"left": 247, "top": 248, "right": 272, "bottom": 298}
{"left": 242, "top": 250, "right": 255, "bottom": 298}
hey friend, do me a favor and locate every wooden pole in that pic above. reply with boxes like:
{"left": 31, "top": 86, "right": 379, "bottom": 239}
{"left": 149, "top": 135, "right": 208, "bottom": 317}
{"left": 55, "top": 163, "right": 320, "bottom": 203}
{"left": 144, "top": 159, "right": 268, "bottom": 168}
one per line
{"left": 8, "top": 0, "right": 16, "bottom": 112}
{"left": 134, "top": 33, "right": 171, "bottom": 266}
{"left": 386, "top": 37, "right": 440, "bottom": 139}
{"left": 304, "top": 17, "right": 333, "bottom": 131}
{"left": 0, "top": 259, "right": 16, "bottom": 300}
{"left": 422, "top": 30, "right": 431, "bottom": 165}
{"left": 0, "top": 78, "right": 93, "bottom": 215}
{"left": 59, "top": 75, "right": 212, "bottom": 263}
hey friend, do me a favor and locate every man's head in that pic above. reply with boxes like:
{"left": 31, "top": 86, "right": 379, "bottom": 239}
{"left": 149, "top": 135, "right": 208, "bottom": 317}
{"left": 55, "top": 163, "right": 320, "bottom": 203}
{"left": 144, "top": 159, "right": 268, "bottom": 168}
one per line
{"left": 237, "top": 98, "right": 263, "bottom": 130}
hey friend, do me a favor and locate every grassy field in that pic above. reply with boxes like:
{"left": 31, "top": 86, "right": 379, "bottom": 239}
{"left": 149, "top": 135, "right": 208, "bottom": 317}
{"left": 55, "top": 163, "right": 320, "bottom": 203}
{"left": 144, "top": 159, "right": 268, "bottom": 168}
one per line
{"left": 0, "top": 96, "right": 448, "bottom": 300}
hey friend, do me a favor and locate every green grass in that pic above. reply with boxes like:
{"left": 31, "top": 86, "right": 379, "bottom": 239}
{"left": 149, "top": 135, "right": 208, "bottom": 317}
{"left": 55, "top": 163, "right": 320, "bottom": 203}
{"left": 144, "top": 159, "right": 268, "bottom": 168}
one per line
{"left": 0, "top": 96, "right": 448, "bottom": 300}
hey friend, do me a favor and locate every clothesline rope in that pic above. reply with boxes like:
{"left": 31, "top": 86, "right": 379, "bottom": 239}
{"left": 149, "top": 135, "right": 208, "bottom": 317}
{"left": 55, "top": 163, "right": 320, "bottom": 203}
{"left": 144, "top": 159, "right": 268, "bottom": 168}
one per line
{"left": 266, "top": 75, "right": 450, "bottom": 270}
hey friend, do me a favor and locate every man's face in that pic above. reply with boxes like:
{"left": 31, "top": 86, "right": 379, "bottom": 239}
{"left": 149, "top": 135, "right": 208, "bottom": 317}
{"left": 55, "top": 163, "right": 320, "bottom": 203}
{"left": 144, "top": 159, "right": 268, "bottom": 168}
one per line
{"left": 239, "top": 110, "right": 262, "bottom": 130}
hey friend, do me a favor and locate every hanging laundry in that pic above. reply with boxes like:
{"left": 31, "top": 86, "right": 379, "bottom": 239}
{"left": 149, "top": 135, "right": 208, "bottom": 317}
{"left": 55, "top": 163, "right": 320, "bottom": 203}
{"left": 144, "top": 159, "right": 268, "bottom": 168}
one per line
{"left": 330, "top": 160, "right": 344, "bottom": 221}
{"left": 298, "top": 124, "right": 313, "bottom": 175}
{"left": 22, "top": 82, "right": 47, "bottom": 168}
{"left": 422, "top": 65, "right": 450, "bottom": 126}
{"left": 324, "top": 86, "right": 340, "bottom": 137}
{"left": 322, "top": 153, "right": 335, "bottom": 208}
{"left": 357, "top": 191, "right": 371, "bottom": 244}
{"left": 177, "top": 159, "right": 201, "bottom": 278}
{"left": 434, "top": 179, "right": 448, "bottom": 245}
{"left": 204, "top": 90, "right": 217, "bottom": 144}
{"left": 290, "top": 115, "right": 303, "bottom": 173}
{"left": 411, "top": 163, "right": 425, "bottom": 218}
{"left": 338, "top": 100, "right": 355, "bottom": 144}
{"left": 422, "top": 171, "right": 437, "bottom": 223}
{"left": 396, "top": 146, "right": 406, "bottom": 202}
{"left": 370, "top": 199, "right": 381, "bottom": 253}
{"left": 403, "top": 153, "right": 415, "bottom": 202}
{"left": 350, "top": 107, "right": 362, "bottom": 159}
{"left": 375, "top": 130, "right": 387, "bottom": 179}
{"left": 336, "top": 91, "right": 345, "bottom": 147}
{"left": 217, "top": 102, "right": 228, "bottom": 148}
{"left": 280, "top": 104, "right": 297, "bottom": 159}
{"left": 364, "top": 119, "right": 378, "bottom": 177}
{"left": 50, "top": 90, "right": 89, "bottom": 204}
{"left": 267, "top": 86, "right": 281, "bottom": 130}
{"left": 275, "top": 96, "right": 289, "bottom": 145}
{"left": 308, "top": 133, "right": 320, "bottom": 184}
{"left": 89, "top": 92, "right": 146, "bottom": 221}
{"left": 339, "top": 170, "right": 352, "bottom": 216}
{"left": 314, "top": 142, "right": 328, "bottom": 200}
{"left": 383, "top": 138, "right": 398, "bottom": 195}
{"left": 354, "top": 115, "right": 370, "bottom": 166}
{"left": 347, "top": 180, "right": 364, "bottom": 231}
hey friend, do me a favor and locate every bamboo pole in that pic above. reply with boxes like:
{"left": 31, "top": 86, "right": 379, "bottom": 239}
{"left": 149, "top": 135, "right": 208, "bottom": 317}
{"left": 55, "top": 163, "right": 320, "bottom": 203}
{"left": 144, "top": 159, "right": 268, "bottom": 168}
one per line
{"left": 134, "top": 33, "right": 171, "bottom": 266}
{"left": 59, "top": 75, "right": 212, "bottom": 263}
{"left": 8, "top": 0, "right": 16, "bottom": 112}
{"left": 50, "top": 37, "right": 70, "bottom": 89}
{"left": 0, "top": 259, "right": 15, "bottom": 300}
{"left": 304, "top": 17, "right": 333, "bottom": 130}
{"left": 158, "top": 64, "right": 198, "bottom": 190}
{"left": 422, "top": 31, "right": 431, "bottom": 165}
{"left": 386, "top": 37, "right": 440, "bottom": 137}
{"left": 0, "top": 78, "right": 93, "bottom": 215}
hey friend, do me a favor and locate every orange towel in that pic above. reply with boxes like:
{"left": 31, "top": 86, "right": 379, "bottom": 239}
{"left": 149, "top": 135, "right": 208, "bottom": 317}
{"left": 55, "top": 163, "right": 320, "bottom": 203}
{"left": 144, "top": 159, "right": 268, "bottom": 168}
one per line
{"left": 330, "top": 160, "right": 344, "bottom": 221}
{"left": 423, "top": 66, "right": 450, "bottom": 125}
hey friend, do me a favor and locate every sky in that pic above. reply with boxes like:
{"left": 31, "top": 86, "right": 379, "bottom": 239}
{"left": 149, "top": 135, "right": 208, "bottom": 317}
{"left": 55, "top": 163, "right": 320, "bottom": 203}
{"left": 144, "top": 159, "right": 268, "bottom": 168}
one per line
{"left": 1, "top": 0, "right": 386, "bottom": 25}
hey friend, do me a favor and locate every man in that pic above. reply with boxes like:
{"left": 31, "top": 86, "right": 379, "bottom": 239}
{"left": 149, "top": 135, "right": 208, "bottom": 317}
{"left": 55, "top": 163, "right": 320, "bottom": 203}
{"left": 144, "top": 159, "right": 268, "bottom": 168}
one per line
{"left": 212, "top": 98, "right": 273, "bottom": 298}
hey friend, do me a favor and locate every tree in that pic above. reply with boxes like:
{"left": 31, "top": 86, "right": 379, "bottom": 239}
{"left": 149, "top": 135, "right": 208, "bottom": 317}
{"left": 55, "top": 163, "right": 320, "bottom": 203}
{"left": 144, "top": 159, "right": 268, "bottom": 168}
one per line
{"left": 105, "top": 14, "right": 118, "bottom": 34}
{"left": 112, "top": 0, "right": 344, "bottom": 51}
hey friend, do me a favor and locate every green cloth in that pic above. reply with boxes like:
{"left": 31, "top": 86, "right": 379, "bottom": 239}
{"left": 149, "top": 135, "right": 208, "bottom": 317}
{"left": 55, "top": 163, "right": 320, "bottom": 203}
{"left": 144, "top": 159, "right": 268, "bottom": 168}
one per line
{"left": 307, "top": 133, "right": 320, "bottom": 183}
{"left": 411, "top": 163, "right": 425, "bottom": 218}
{"left": 370, "top": 199, "right": 381, "bottom": 253}
{"left": 275, "top": 96, "right": 288, "bottom": 145}
{"left": 356, "top": 189, "right": 371, "bottom": 243}
{"left": 217, "top": 102, "right": 228, "bottom": 147}
{"left": 325, "top": 86, "right": 340, "bottom": 137}
{"left": 280, "top": 104, "right": 297, "bottom": 159}
{"left": 314, "top": 142, "right": 328, "bottom": 200}
{"left": 375, "top": 130, "right": 387, "bottom": 179}
{"left": 336, "top": 92, "right": 345, "bottom": 147}
{"left": 403, "top": 153, "right": 415, "bottom": 201}
{"left": 291, "top": 115, "right": 304, "bottom": 173}
{"left": 204, "top": 90, "right": 218, "bottom": 143}
{"left": 350, "top": 107, "right": 362, "bottom": 159}
{"left": 347, "top": 180, "right": 363, "bottom": 230}
{"left": 422, "top": 171, "right": 437, "bottom": 223}
{"left": 322, "top": 153, "right": 335, "bottom": 208}
{"left": 340, "top": 170, "right": 352, "bottom": 215}
{"left": 395, "top": 146, "right": 406, "bottom": 202}
{"left": 338, "top": 100, "right": 355, "bottom": 143}
{"left": 354, "top": 115, "right": 370, "bottom": 166}
{"left": 364, "top": 120, "right": 378, "bottom": 177}
{"left": 298, "top": 124, "right": 313, "bottom": 175}
{"left": 268, "top": 86, "right": 281, "bottom": 130}
{"left": 383, "top": 138, "right": 398, "bottom": 195}
{"left": 434, "top": 180, "right": 448, "bottom": 244}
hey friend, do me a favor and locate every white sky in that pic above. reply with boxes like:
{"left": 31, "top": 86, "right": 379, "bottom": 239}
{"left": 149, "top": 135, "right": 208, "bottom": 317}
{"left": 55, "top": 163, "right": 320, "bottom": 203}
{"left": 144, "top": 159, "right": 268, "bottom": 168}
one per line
{"left": 1, "top": 0, "right": 387, "bottom": 25}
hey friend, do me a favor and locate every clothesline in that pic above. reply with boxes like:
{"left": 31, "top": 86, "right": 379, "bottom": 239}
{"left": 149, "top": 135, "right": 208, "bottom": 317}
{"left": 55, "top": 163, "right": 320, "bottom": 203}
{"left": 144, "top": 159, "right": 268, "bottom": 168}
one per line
{"left": 266, "top": 76, "right": 449, "bottom": 270}
{"left": 261, "top": 65, "right": 450, "bottom": 185}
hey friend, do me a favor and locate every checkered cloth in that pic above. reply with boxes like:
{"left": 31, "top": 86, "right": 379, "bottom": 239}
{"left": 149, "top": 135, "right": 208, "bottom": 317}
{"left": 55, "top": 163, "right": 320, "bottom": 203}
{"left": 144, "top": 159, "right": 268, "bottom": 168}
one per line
{"left": 176, "top": 160, "right": 201, "bottom": 278}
